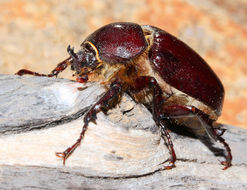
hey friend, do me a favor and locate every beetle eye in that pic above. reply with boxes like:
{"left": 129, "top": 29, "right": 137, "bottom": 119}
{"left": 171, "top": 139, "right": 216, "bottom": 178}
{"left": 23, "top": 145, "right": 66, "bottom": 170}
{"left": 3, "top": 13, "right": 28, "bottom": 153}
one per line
{"left": 80, "top": 44, "right": 98, "bottom": 67}
{"left": 84, "top": 43, "right": 92, "bottom": 51}
{"left": 82, "top": 43, "right": 96, "bottom": 55}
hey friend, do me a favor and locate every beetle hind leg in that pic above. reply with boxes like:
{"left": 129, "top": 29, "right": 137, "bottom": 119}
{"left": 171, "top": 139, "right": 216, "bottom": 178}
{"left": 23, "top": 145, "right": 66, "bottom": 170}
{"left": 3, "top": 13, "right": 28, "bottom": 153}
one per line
{"left": 160, "top": 105, "right": 232, "bottom": 169}
{"left": 130, "top": 76, "right": 177, "bottom": 170}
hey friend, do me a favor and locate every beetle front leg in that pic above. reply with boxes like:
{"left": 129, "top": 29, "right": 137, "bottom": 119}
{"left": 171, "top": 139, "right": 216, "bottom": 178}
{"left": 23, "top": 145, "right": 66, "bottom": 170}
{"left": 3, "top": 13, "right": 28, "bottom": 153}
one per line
{"left": 160, "top": 105, "right": 232, "bottom": 170}
{"left": 56, "top": 79, "right": 123, "bottom": 164}
{"left": 16, "top": 57, "right": 71, "bottom": 77}
{"left": 131, "top": 76, "right": 176, "bottom": 170}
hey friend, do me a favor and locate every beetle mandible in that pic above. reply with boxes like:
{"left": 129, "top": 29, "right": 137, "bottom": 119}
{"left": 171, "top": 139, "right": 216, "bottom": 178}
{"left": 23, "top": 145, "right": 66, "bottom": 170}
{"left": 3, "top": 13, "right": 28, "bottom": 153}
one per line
{"left": 16, "top": 22, "right": 232, "bottom": 170}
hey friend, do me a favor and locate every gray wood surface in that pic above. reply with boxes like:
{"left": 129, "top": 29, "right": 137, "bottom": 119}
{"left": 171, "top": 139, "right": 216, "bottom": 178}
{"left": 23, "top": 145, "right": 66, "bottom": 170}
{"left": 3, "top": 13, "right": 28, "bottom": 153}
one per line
{"left": 0, "top": 74, "right": 246, "bottom": 190}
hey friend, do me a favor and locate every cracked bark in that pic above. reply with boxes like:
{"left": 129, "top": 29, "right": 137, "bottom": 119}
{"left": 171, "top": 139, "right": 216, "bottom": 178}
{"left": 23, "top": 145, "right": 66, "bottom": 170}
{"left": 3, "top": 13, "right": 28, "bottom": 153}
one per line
{"left": 0, "top": 75, "right": 247, "bottom": 190}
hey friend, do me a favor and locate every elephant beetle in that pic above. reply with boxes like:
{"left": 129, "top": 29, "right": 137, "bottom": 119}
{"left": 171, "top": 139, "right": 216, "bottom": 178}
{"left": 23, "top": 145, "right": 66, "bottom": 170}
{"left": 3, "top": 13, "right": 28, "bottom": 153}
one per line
{"left": 16, "top": 22, "right": 232, "bottom": 170}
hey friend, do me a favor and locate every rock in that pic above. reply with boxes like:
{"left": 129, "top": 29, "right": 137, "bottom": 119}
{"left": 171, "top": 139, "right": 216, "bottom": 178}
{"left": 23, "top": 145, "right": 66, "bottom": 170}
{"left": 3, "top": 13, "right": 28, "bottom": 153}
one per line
{"left": 0, "top": 74, "right": 246, "bottom": 189}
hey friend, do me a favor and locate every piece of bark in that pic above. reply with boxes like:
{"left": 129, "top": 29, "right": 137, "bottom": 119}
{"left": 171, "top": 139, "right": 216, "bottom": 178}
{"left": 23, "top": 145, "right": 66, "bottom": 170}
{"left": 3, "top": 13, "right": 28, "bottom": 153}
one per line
{"left": 0, "top": 74, "right": 246, "bottom": 189}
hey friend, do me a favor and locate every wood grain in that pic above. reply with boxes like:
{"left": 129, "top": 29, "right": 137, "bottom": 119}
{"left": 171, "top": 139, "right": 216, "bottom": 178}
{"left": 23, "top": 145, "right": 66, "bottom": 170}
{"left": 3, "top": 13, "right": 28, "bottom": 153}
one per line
{"left": 0, "top": 75, "right": 246, "bottom": 189}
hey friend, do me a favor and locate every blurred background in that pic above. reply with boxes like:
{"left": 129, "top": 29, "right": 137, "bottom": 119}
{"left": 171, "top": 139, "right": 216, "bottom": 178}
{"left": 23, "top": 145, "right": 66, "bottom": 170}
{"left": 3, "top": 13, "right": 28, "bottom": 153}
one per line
{"left": 0, "top": 0, "right": 246, "bottom": 129}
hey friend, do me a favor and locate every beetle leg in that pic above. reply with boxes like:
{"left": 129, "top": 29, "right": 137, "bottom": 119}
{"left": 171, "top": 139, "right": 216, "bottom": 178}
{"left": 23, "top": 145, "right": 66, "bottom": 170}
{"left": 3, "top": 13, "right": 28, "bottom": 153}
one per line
{"left": 130, "top": 76, "right": 176, "bottom": 169}
{"left": 159, "top": 121, "right": 176, "bottom": 169}
{"left": 56, "top": 79, "right": 123, "bottom": 164}
{"left": 160, "top": 105, "right": 232, "bottom": 169}
{"left": 16, "top": 57, "right": 71, "bottom": 77}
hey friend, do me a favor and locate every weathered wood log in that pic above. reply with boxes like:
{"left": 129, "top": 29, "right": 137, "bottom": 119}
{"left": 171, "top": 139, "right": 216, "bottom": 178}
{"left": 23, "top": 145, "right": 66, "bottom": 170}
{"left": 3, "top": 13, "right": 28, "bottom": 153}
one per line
{"left": 0, "top": 74, "right": 246, "bottom": 189}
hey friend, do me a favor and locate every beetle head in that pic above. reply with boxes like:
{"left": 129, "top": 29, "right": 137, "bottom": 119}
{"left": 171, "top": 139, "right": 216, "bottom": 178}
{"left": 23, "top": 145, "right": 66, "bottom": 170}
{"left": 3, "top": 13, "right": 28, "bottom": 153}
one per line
{"left": 68, "top": 42, "right": 101, "bottom": 80}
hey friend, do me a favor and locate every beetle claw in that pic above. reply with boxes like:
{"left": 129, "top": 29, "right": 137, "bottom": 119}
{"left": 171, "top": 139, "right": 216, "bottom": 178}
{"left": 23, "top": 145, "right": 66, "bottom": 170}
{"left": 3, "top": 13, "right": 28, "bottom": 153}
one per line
{"left": 159, "top": 159, "right": 176, "bottom": 170}
{"left": 55, "top": 152, "right": 64, "bottom": 158}
{"left": 220, "top": 161, "right": 231, "bottom": 170}
{"left": 161, "top": 162, "right": 176, "bottom": 170}
{"left": 55, "top": 152, "right": 67, "bottom": 165}
{"left": 215, "top": 128, "right": 226, "bottom": 137}
{"left": 56, "top": 150, "right": 72, "bottom": 165}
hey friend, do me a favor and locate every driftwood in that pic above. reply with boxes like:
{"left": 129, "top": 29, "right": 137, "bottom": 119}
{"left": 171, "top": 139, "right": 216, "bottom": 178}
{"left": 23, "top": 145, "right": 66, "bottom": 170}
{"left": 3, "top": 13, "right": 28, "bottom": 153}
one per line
{"left": 0, "top": 74, "right": 246, "bottom": 189}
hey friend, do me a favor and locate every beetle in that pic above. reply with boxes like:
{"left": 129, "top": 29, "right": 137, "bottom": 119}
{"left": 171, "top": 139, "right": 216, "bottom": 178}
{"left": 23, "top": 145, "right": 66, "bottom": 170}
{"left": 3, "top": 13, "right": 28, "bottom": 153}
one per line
{"left": 16, "top": 22, "right": 232, "bottom": 170}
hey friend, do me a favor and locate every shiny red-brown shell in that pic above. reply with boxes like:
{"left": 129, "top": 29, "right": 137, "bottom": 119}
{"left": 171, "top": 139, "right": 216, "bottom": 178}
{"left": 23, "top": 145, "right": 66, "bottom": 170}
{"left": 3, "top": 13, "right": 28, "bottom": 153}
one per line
{"left": 146, "top": 25, "right": 224, "bottom": 115}
{"left": 85, "top": 22, "right": 224, "bottom": 115}
{"left": 84, "top": 22, "right": 148, "bottom": 64}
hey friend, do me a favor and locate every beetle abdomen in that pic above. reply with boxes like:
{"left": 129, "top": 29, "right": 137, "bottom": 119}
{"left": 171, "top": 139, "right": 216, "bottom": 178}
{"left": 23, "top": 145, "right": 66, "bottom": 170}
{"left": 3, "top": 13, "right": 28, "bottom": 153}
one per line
{"left": 85, "top": 22, "right": 148, "bottom": 64}
{"left": 145, "top": 26, "right": 224, "bottom": 115}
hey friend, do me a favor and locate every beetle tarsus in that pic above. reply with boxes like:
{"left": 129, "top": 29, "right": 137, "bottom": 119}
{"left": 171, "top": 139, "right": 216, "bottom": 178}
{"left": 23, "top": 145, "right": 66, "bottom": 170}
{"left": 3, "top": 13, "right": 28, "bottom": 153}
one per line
{"left": 15, "top": 69, "right": 51, "bottom": 77}
{"left": 217, "top": 136, "right": 232, "bottom": 170}
{"left": 162, "top": 163, "right": 176, "bottom": 170}
{"left": 221, "top": 161, "right": 231, "bottom": 170}
{"left": 55, "top": 152, "right": 66, "bottom": 165}
{"left": 214, "top": 127, "right": 226, "bottom": 137}
{"left": 160, "top": 122, "right": 176, "bottom": 170}
{"left": 56, "top": 123, "right": 88, "bottom": 165}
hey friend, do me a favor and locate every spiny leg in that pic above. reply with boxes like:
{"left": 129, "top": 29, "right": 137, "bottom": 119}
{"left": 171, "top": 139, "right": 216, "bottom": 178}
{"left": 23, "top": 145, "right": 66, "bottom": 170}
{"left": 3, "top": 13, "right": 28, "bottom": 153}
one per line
{"left": 16, "top": 55, "right": 72, "bottom": 77}
{"left": 16, "top": 57, "right": 71, "bottom": 77}
{"left": 160, "top": 105, "right": 232, "bottom": 169}
{"left": 130, "top": 76, "right": 176, "bottom": 169}
{"left": 56, "top": 79, "right": 123, "bottom": 164}
{"left": 159, "top": 122, "right": 176, "bottom": 169}
{"left": 16, "top": 69, "right": 55, "bottom": 77}
{"left": 216, "top": 135, "right": 232, "bottom": 170}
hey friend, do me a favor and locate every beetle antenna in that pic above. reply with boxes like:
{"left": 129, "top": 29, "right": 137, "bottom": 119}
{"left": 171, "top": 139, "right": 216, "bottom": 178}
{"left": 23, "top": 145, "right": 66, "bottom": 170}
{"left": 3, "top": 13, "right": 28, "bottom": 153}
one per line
{"left": 67, "top": 45, "right": 78, "bottom": 60}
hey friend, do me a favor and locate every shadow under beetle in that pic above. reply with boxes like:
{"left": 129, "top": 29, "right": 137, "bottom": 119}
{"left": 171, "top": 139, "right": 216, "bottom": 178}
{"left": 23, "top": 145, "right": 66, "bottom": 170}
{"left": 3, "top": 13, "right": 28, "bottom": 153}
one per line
{"left": 16, "top": 22, "right": 232, "bottom": 170}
